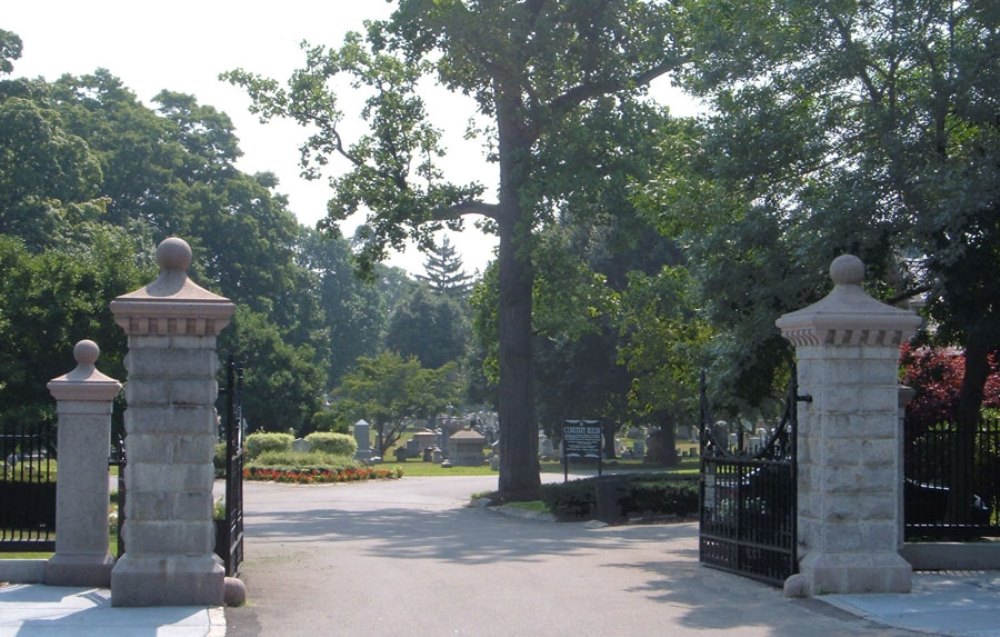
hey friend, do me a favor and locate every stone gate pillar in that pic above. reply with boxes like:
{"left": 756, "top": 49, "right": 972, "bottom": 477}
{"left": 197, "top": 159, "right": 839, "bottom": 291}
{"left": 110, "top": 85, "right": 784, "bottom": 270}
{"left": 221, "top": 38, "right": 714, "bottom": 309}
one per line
{"left": 45, "top": 340, "right": 122, "bottom": 587}
{"left": 776, "top": 255, "right": 921, "bottom": 596}
{"left": 109, "top": 237, "right": 234, "bottom": 607}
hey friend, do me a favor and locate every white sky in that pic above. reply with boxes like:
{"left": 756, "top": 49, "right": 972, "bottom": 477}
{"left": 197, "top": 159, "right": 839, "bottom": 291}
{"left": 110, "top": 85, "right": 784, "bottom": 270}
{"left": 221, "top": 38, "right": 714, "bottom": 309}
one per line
{"left": 4, "top": 1, "right": 699, "bottom": 276}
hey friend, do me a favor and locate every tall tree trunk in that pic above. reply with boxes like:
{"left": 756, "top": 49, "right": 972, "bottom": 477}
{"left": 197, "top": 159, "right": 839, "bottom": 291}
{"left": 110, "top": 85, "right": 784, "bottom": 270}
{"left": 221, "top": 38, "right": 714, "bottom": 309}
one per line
{"left": 495, "top": 109, "right": 540, "bottom": 501}
{"left": 948, "top": 329, "right": 992, "bottom": 525}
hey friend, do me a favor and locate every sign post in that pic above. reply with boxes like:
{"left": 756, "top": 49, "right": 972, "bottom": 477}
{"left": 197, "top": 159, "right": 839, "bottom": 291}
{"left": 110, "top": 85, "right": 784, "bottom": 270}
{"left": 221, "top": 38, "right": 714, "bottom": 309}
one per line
{"left": 562, "top": 420, "right": 603, "bottom": 481}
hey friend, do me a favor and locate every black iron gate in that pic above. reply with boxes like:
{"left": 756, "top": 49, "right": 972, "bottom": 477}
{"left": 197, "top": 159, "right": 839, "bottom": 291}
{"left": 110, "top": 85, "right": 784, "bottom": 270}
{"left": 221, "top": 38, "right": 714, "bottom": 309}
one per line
{"left": 215, "top": 355, "right": 245, "bottom": 577}
{"left": 699, "top": 370, "right": 803, "bottom": 586}
{"left": 0, "top": 423, "right": 57, "bottom": 552}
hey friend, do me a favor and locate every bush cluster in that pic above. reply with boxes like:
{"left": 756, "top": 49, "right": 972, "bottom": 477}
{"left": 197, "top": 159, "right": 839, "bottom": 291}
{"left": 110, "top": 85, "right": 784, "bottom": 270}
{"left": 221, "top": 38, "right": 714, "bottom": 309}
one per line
{"left": 245, "top": 432, "right": 294, "bottom": 460}
{"left": 540, "top": 474, "right": 698, "bottom": 521}
{"left": 304, "top": 432, "right": 357, "bottom": 456}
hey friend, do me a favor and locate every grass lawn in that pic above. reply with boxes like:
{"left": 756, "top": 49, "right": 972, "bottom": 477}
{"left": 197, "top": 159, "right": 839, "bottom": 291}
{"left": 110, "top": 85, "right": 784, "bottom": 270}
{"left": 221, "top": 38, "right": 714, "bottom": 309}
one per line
{"left": 541, "top": 456, "right": 700, "bottom": 476}
{"left": 381, "top": 458, "right": 496, "bottom": 477}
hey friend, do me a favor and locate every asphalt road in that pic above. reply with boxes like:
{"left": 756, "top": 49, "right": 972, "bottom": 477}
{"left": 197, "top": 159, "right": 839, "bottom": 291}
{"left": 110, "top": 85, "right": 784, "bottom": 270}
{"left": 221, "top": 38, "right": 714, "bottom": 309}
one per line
{"left": 225, "top": 476, "right": 920, "bottom": 637}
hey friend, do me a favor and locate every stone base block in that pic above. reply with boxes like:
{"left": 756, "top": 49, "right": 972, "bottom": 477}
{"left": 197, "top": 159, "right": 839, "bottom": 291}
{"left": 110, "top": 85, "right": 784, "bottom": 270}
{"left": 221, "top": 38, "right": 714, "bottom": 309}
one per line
{"left": 45, "top": 553, "right": 115, "bottom": 587}
{"left": 795, "top": 551, "right": 911, "bottom": 596}
{"left": 901, "top": 542, "right": 1000, "bottom": 571}
{"left": 111, "top": 554, "right": 224, "bottom": 607}
{"left": 0, "top": 559, "right": 46, "bottom": 583}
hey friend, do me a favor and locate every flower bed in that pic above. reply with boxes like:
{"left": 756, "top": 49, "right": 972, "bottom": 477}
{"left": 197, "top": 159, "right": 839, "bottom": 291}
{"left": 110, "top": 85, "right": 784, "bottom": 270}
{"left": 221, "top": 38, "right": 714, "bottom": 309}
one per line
{"left": 243, "top": 466, "right": 404, "bottom": 484}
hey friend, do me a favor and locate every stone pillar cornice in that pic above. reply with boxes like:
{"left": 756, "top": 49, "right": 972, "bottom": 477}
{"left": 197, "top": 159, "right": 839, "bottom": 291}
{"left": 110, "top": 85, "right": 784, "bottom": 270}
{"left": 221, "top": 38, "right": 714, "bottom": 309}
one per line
{"left": 110, "top": 237, "right": 234, "bottom": 337}
{"left": 775, "top": 254, "right": 922, "bottom": 347}
{"left": 47, "top": 340, "right": 122, "bottom": 403}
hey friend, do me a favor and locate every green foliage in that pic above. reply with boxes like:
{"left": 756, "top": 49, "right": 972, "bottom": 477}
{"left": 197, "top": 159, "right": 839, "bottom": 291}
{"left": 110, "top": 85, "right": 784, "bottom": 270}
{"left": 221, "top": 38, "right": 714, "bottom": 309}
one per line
{"left": 244, "top": 432, "right": 294, "bottom": 460}
{"left": 247, "top": 450, "right": 360, "bottom": 472}
{"left": 0, "top": 29, "right": 22, "bottom": 76}
{"left": 222, "top": 307, "right": 326, "bottom": 434}
{"left": 304, "top": 432, "right": 357, "bottom": 456}
{"left": 384, "top": 285, "right": 470, "bottom": 369}
{"left": 334, "top": 351, "right": 460, "bottom": 455}
{"left": 415, "top": 236, "right": 474, "bottom": 300}
{"left": 641, "top": 0, "right": 1000, "bottom": 412}
{"left": 213, "top": 442, "right": 227, "bottom": 478}
{"left": 0, "top": 228, "right": 152, "bottom": 428}
{"left": 539, "top": 474, "right": 698, "bottom": 521}
{"left": 310, "top": 410, "right": 349, "bottom": 434}
{"left": 225, "top": 0, "right": 688, "bottom": 500}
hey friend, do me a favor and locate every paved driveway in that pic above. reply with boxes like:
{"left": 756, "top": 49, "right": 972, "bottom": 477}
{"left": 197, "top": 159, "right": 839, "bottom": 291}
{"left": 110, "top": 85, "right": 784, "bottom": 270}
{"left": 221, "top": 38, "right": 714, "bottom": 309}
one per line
{"left": 225, "top": 476, "right": 920, "bottom": 637}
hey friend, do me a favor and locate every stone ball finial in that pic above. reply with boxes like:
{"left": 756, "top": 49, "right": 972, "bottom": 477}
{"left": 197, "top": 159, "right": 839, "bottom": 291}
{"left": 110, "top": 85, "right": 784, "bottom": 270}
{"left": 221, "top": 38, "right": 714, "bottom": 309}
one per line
{"left": 73, "top": 339, "right": 100, "bottom": 366}
{"left": 156, "top": 237, "right": 193, "bottom": 272}
{"left": 830, "top": 254, "right": 864, "bottom": 286}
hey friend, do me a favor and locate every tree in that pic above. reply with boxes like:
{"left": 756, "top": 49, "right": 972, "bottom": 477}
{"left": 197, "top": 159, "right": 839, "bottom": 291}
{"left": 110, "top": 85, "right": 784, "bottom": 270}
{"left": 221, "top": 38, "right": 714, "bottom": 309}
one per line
{"left": 225, "top": 1, "right": 685, "bottom": 499}
{"left": 416, "top": 236, "right": 474, "bottom": 300}
{"left": 901, "top": 343, "right": 1000, "bottom": 434}
{"left": 0, "top": 226, "right": 153, "bottom": 429}
{"left": 334, "top": 351, "right": 460, "bottom": 455}
{"left": 639, "top": 0, "right": 999, "bottom": 413}
{"left": 384, "top": 284, "right": 470, "bottom": 369}
{"left": 0, "top": 30, "right": 21, "bottom": 76}
{"left": 0, "top": 94, "right": 106, "bottom": 249}
{"left": 220, "top": 307, "right": 327, "bottom": 434}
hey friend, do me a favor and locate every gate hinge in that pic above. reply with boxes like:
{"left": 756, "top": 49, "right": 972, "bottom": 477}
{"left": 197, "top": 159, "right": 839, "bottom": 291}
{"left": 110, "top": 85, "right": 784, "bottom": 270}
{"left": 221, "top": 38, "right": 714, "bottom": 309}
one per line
{"left": 796, "top": 394, "right": 813, "bottom": 403}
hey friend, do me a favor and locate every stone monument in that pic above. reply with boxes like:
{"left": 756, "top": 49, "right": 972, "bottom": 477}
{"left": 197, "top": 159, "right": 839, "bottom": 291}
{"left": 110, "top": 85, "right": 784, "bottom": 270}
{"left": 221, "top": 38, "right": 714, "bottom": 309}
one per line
{"left": 777, "top": 254, "right": 921, "bottom": 596}
{"left": 45, "top": 340, "right": 122, "bottom": 587}
{"left": 354, "top": 419, "right": 372, "bottom": 462}
{"left": 109, "top": 237, "right": 234, "bottom": 607}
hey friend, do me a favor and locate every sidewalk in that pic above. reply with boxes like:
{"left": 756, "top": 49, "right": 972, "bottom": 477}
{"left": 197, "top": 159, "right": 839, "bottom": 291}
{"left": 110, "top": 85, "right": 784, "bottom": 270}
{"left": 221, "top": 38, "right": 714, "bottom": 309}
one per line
{"left": 824, "top": 572, "right": 1000, "bottom": 637}
{"left": 0, "top": 584, "right": 225, "bottom": 636}
{"left": 6, "top": 572, "right": 1000, "bottom": 636}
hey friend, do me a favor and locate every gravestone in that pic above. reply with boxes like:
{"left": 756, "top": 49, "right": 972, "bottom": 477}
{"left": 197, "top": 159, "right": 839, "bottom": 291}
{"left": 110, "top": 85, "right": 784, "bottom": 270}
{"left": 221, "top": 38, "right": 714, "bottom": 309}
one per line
{"left": 354, "top": 419, "right": 372, "bottom": 462}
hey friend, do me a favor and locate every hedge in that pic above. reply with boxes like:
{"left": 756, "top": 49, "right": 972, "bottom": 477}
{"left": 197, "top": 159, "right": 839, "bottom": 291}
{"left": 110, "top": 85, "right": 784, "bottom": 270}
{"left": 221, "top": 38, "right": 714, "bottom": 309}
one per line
{"left": 245, "top": 432, "right": 294, "bottom": 460}
{"left": 540, "top": 473, "right": 698, "bottom": 521}
{"left": 304, "top": 431, "right": 357, "bottom": 456}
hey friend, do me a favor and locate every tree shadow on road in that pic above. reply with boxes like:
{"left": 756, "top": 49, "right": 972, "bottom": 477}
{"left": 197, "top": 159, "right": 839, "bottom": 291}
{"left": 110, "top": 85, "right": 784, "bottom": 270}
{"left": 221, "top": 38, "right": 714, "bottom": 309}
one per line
{"left": 244, "top": 504, "right": 697, "bottom": 565}
{"left": 603, "top": 558, "right": 919, "bottom": 636}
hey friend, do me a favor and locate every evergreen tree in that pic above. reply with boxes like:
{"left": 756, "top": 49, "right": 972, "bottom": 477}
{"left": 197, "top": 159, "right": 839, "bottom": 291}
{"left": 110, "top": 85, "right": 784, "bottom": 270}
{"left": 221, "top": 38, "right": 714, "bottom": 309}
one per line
{"left": 416, "top": 237, "right": 474, "bottom": 301}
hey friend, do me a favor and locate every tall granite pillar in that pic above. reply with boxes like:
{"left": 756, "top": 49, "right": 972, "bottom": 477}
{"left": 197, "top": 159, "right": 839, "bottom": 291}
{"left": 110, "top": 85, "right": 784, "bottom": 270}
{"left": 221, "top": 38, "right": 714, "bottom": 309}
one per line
{"left": 45, "top": 340, "right": 122, "bottom": 587}
{"left": 777, "top": 255, "right": 921, "bottom": 596}
{"left": 109, "top": 237, "right": 234, "bottom": 607}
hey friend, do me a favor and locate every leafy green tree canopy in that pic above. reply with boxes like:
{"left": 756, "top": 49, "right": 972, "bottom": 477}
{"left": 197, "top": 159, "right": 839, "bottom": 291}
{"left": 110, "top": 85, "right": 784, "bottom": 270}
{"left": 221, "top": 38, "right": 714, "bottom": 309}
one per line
{"left": 225, "top": 0, "right": 685, "bottom": 499}
{"left": 334, "top": 351, "right": 460, "bottom": 455}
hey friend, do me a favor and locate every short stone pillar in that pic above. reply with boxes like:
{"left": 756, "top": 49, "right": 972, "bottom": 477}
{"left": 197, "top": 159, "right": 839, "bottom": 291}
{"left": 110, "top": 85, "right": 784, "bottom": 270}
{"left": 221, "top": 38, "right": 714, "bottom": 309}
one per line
{"left": 777, "top": 255, "right": 922, "bottom": 596}
{"left": 354, "top": 419, "right": 372, "bottom": 461}
{"left": 109, "top": 237, "right": 234, "bottom": 607}
{"left": 45, "top": 340, "right": 122, "bottom": 587}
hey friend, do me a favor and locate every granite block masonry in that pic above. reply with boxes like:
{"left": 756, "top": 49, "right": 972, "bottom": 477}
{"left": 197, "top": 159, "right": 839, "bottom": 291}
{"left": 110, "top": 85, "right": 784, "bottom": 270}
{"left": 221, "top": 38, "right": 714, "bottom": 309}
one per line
{"left": 777, "top": 255, "right": 921, "bottom": 597}
{"left": 45, "top": 340, "right": 122, "bottom": 587}
{"left": 109, "top": 237, "right": 234, "bottom": 607}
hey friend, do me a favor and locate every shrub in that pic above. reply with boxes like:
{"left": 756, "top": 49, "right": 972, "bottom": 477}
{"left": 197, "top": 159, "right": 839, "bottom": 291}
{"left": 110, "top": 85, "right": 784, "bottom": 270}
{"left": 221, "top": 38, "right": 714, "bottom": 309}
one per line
{"left": 540, "top": 473, "right": 698, "bottom": 521}
{"left": 304, "top": 432, "right": 357, "bottom": 456}
{"left": 245, "top": 432, "right": 294, "bottom": 460}
{"left": 213, "top": 442, "right": 227, "bottom": 478}
{"left": 311, "top": 410, "right": 349, "bottom": 434}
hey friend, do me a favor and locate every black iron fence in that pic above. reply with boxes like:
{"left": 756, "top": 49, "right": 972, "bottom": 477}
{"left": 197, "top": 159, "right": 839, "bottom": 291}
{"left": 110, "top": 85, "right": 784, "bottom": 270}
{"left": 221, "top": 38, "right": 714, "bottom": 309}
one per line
{"left": 0, "top": 422, "right": 57, "bottom": 551}
{"left": 905, "top": 416, "right": 1000, "bottom": 540}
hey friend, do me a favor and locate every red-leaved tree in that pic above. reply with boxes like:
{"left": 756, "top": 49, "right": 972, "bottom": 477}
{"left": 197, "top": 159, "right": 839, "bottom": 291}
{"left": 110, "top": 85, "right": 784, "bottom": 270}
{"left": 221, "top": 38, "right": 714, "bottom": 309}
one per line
{"left": 901, "top": 343, "right": 1000, "bottom": 434}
